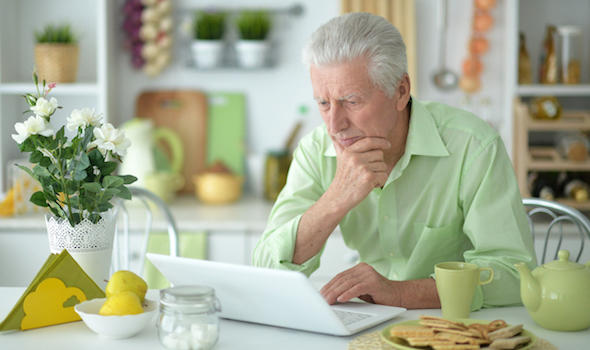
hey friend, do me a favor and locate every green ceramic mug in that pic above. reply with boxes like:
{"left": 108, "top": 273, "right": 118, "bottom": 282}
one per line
{"left": 434, "top": 262, "right": 494, "bottom": 319}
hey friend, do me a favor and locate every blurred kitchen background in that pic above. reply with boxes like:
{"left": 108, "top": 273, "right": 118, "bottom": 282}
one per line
{"left": 2, "top": 0, "right": 590, "bottom": 285}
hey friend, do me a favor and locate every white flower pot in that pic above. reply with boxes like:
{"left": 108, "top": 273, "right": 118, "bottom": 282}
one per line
{"left": 191, "top": 40, "right": 225, "bottom": 69}
{"left": 46, "top": 210, "right": 116, "bottom": 290}
{"left": 235, "top": 40, "right": 270, "bottom": 68}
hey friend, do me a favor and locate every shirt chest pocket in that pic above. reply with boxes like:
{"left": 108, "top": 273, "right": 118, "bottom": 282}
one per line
{"left": 407, "top": 216, "right": 468, "bottom": 262}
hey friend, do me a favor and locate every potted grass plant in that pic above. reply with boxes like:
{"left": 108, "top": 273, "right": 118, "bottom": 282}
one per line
{"left": 191, "top": 11, "right": 226, "bottom": 69}
{"left": 34, "top": 24, "right": 79, "bottom": 83}
{"left": 235, "top": 10, "right": 271, "bottom": 68}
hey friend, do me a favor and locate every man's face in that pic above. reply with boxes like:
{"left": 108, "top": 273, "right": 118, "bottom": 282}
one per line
{"left": 310, "top": 57, "right": 400, "bottom": 149}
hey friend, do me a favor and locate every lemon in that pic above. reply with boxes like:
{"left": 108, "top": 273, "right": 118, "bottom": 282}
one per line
{"left": 99, "top": 291, "right": 144, "bottom": 316}
{"left": 106, "top": 270, "right": 148, "bottom": 303}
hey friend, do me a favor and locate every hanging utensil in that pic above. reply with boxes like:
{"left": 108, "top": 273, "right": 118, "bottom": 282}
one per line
{"left": 432, "top": 0, "right": 459, "bottom": 91}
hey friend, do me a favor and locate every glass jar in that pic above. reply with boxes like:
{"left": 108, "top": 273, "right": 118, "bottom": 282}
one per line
{"left": 557, "top": 25, "right": 582, "bottom": 84}
{"left": 264, "top": 150, "right": 292, "bottom": 201}
{"left": 157, "top": 285, "right": 221, "bottom": 350}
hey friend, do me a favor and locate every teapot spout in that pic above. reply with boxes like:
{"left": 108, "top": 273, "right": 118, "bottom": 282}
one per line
{"left": 515, "top": 263, "right": 541, "bottom": 312}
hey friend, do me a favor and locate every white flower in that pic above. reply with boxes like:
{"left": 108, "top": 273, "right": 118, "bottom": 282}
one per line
{"left": 30, "top": 97, "right": 58, "bottom": 118}
{"left": 67, "top": 108, "right": 103, "bottom": 131}
{"left": 11, "top": 115, "right": 54, "bottom": 144}
{"left": 88, "top": 123, "right": 131, "bottom": 157}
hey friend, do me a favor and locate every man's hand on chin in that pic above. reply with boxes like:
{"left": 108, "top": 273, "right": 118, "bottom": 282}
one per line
{"left": 328, "top": 136, "right": 391, "bottom": 211}
{"left": 319, "top": 262, "right": 401, "bottom": 306}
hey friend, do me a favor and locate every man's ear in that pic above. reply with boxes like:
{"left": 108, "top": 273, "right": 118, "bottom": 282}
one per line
{"left": 395, "top": 74, "right": 411, "bottom": 111}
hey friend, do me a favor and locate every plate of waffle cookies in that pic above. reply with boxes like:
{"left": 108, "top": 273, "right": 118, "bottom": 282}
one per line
{"left": 380, "top": 315, "right": 536, "bottom": 350}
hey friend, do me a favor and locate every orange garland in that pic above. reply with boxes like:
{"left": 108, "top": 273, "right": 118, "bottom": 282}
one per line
{"left": 459, "top": 0, "right": 497, "bottom": 93}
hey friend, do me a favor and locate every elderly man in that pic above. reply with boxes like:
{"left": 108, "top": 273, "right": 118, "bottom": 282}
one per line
{"left": 253, "top": 12, "right": 536, "bottom": 309}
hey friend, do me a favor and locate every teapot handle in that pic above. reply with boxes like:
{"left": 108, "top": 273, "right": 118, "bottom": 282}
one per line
{"left": 153, "top": 127, "right": 184, "bottom": 174}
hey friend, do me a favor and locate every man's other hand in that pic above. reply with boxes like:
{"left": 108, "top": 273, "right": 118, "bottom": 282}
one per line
{"left": 320, "top": 262, "right": 400, "bottom": 306}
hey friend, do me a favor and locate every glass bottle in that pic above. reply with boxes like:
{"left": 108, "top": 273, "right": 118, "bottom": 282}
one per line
{"left": 530, "top": 96, "right": 562, "bottom": 120}
{"left": 518, "top": 32, "right": 532, "bottom": 84}
{"left": 540, "top": 25, "right": 558, "bottom": 84}
{"left": 557, "top": 26, "right": 582, "bottom": 84}
{"left": 157, "top": 285, "right": 221, "bottom": 350}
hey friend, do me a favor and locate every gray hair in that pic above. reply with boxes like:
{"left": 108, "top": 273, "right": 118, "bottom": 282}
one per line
{"left": 302, "top": 12, "right": 407, "bottom": 97}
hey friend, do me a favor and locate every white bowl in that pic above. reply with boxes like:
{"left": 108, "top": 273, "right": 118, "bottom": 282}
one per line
{"left": 74, "top": 298, "right": 158, "bottom": 339}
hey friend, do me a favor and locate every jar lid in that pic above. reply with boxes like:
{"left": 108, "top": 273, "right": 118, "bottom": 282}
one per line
{"left": 557, "top": 26, "right": 581, "bottom": 36}
{"left": 160, "top": 285, "right": 216, "bottom": 308}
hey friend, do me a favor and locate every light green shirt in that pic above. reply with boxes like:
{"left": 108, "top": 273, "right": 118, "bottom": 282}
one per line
{"left": 253, "top": 99, "right": 536, "bottom": 309}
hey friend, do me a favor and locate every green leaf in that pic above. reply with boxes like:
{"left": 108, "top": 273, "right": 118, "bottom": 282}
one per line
{"left": 76, "top": 153, "right": 90, "bottom": 171}
{"left": 30, "top": 191, "right": 48, "bottom": 207}
{"left": 120, "top": 175, "right": 138, "bottom": 185}
{"left": 81, "top": 126, "right": 95, "bottom": 151}
{"left": 33, "top": 165, "right": 51, "bottom": 177}
{"left": 97, "top": 202, "right": 113, "bottom": 212}
{"left": 103, "top": 175, "right": 123, "bottom": 188}
{"left": 29, "top": 150, "right": 43, "bottom": 163}
{"left": 101, "top": 161, "right": 117, "bottom": 176}
{"left": 66, "top": 181, "right": 78, "bottom": 195}
{"left": 88, "top": 148, "right": 105, "bottom": 167}
{"left": 62, "top": 146, "right": 74, "bottom": 159}
{"left": 89, "top": 213, "right": 102, "bottom": 224}
{"left": 16, "top": 164, "right": 35, "bottom": 179}
{"left": 39, "top": 156, "right": 52, "bottom": 167}
{"left": 73, "top": 169, "right": 87, "bottom": 181}
{"left": 21, "top": 139, "right": 36, "bottom": 152}
{"left": 55, "top": 126, "right": 65, "bottom": 143}
{"left": 82, "top": 182, "right": 101, "bottom": 193}
{"left": 116, "top": 186, "right": 132, "bottom": 200}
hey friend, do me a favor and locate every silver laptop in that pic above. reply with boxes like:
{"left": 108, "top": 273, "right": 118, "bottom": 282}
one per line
{"left": 147, "top": 253, "right": 405, "bottom": 336}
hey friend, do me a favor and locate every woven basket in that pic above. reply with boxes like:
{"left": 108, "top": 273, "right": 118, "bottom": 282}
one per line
{"left": 34, "top": 43, "right": 79, "bottom": 83}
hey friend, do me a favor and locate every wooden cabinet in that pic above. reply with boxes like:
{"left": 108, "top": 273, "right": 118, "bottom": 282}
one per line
{"left": 506, "top": 0, "right": 590, "bottom": 210}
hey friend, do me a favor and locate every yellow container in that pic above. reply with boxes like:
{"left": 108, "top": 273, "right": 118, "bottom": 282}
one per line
{"left": 193, "top": 173, "right": 243, "bottom": 205}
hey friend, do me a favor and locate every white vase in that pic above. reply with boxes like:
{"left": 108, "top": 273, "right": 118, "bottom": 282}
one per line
{"left": 191, "top": 40, "right": 225, "bottom": 69}
{"left": 235, "top": 40, "right": 270, "bottom": 68}
{"left": 46, "top": 210, "right": 116, "bottom": 290}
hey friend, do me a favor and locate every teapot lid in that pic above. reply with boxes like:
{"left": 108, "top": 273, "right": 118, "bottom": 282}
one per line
{"left": 543, "top": 250, "right": 584, "bottom": 270}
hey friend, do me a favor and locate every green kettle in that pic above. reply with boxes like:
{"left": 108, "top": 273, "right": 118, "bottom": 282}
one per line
{"left": 515, "top": 250, "right": 590, "bottom": 331}
{"left": 120, "top": 118, "right": 184, "bottom": 189}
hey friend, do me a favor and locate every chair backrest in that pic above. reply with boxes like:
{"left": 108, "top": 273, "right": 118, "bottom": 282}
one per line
{"left": 522, "top": 198, "right": 589, "bottom": 263}
{"left": 111, "top": 186, "right": 179, "bottom": 275}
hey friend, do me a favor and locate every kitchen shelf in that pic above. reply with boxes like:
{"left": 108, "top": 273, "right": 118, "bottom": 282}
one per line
{"left": 524, "top": 111, "right": 590, "bottom": 131}
{"left": 517, "top": 84, "right": 590, "bottom": 96}
{"left": 528, "top": 147, "right": 590, "bottom": 171}
{"left": 555, "top": 198, "right": 590, "bottom": 211}
{"left": 0, "top": 0, "right": 111, "bottom": 193}
{"left": 0, "top": 83, "right": 99, "bottom": 95}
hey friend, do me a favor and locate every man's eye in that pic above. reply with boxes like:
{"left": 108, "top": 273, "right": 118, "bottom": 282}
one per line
{"left": 318, "top": 101, "right": 329, "bottom": 108}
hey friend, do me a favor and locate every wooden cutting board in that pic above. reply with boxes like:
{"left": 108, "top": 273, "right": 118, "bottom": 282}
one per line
{"left": 136, "top": 90, "right": 208, "bottom": 193}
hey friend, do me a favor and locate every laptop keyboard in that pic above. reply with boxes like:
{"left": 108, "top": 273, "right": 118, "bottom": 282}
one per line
{"left": 334, "top": 309, "right": 372, "bottom": 326}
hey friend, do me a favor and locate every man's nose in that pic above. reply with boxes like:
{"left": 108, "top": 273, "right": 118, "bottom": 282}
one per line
{"left": 326, "top": 104, "right": 347, "bottom": 134}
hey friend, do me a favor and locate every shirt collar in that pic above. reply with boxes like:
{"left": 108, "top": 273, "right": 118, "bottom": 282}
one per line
{"left": 323, "top": 97, "right": 449, "bottom": 158}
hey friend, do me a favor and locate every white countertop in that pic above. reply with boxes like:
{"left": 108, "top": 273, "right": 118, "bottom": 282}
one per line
{"left": 0, "top": 287, "right": 588, "bottom": 349}
{"left": 0, "top": 195, "right": 274, "bottom": 233}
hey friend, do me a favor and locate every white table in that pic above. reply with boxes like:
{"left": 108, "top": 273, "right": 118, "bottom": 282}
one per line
{"left": 1, "top": 287, "right": 588, "bottom": 349}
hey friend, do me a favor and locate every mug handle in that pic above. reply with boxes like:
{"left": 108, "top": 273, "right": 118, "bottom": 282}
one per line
{"left": 478, "top": 267, "right": 494, "bottom": 285}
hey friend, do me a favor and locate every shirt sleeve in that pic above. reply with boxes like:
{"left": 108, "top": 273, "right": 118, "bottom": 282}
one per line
{"left": 251, "top": 135, "right": 328, "bottom": 276}
{"left": 459, "top": 135, "right": 537, "bottom": 310}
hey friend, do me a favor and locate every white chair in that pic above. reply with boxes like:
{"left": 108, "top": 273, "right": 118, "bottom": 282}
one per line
{"left": 522, "top": 198, "right": 589, "bottom": 263}
{"left": 111, "top": 186, "right": 179, "bottom": 276}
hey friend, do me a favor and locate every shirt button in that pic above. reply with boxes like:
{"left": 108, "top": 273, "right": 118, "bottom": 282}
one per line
{"left": 384, "top": 215, "right": 390, "bottom": 220}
